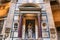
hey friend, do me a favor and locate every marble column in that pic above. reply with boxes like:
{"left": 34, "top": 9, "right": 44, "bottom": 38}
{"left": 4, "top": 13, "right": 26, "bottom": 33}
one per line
{"left": 38, "top": 14, "right": 42, "bottom": 38}
{"left": 18, "top": 14, "right": 22, "bottom": 38}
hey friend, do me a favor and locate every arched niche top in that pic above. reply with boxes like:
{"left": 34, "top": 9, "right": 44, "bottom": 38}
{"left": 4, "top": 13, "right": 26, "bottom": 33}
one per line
{"left": 20, "top": 3, "right": 39, "bottom": 7}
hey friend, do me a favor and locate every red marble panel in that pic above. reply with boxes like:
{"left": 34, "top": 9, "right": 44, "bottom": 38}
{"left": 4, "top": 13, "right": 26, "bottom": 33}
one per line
{"left": 18, "top": 15, "right": 22, "bottom": 38}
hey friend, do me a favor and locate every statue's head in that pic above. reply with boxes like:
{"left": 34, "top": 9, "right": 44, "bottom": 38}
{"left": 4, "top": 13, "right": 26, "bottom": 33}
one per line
{"left": 28, "top": 23, "right": 32, "bottom": 29}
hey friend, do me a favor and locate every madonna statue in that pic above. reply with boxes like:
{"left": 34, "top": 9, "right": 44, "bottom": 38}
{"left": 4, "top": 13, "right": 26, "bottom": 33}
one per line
{"left": 28, "top": 23, "right": 32, "bottom": 38}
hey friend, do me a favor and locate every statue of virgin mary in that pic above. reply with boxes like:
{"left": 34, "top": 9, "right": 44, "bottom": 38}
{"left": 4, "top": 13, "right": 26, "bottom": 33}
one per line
{"left": 28, "top": 23, "right": 32, "bottom": 38}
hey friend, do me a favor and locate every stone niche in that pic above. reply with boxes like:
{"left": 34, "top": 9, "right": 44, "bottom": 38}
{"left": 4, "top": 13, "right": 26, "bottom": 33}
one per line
{"left": 50, "top": 28, "right": 55, "bottom": 34}
{"left": 5, "top": 28, "right": 10, "bottom": 33}
{"left": 5, "top": 28, "right": 11, "bottom": 39}
{"left": 50, "top": 28, "right": 56, "bottom": 39}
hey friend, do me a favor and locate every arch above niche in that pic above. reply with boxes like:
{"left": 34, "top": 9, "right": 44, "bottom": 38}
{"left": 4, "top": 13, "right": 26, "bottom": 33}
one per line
{"left": 19, "top": 3, "right": 41, "bottom": 11}
{"left": 20, "top": 3, "right": 39, "bottom": 7}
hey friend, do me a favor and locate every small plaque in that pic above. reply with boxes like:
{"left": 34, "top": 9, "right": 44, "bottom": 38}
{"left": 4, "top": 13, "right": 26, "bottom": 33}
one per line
{"left": 42, "top": 16, "right": 46, "bottom": 21}
{"left": 42, "top": 32, "right": 49, "bottom": 38}
{"left": 14, "top": 16, "right": 18, "bottom": 21}
{"left": 14, "top": 32, "right": 18, "bottom": 37}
